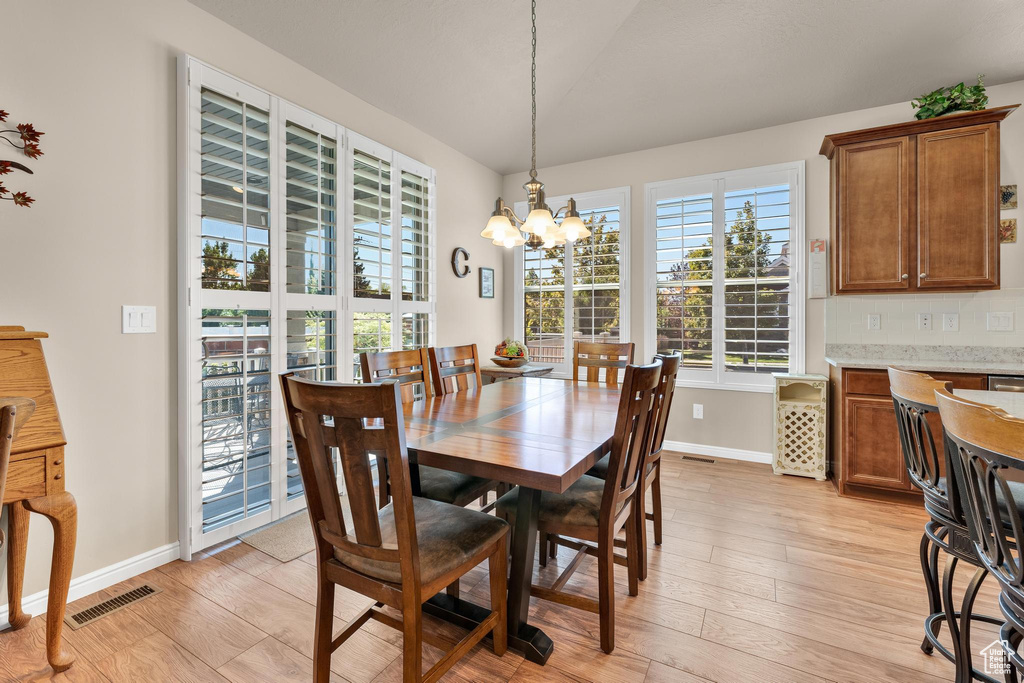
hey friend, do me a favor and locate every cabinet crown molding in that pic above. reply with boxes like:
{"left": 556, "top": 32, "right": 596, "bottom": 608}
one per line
{"left": 819, "top": 104, "right": 1018, "bottom": 159}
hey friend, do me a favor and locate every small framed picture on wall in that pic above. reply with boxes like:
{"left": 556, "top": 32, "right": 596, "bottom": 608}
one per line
{"left": 479, "top": 267, "right": 495, "bottom": 298}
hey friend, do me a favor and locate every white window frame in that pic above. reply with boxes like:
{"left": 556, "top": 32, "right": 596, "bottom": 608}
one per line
{"left": 513, "top": 186, "right": 630, "bottom": 378}
{"left": 177, "top": 56, "right": 435, "bottom": 558}
{"left": 643, "top": 161, "right": 805, "bottom": 393}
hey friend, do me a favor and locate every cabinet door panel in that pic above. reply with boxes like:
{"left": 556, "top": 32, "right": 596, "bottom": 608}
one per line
{"left": 917, "top": 123, "right": 999, "bottom": 289}
{"left": 844, "top": 396, "right": 909, "bottom": 490}
{"left": 836, "top": 137, "right": 911, "bottom": 292}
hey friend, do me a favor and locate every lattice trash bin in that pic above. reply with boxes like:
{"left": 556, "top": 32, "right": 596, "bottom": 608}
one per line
{"left": 772, "top": 374, "right": 828, "bottom": 480}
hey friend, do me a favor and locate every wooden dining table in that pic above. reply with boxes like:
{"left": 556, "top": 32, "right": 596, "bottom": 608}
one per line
{"left": 400, "top": 376, "right": 620, "bottom": 664}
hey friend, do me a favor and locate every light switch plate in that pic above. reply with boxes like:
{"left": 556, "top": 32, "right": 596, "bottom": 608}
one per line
{"left": 867, "top": 314, "right": 880, "bottom": 331}
{"left": 693, "top": 403, "right": 703, "bottom": 419}
{"left": 987, "top": 312, "right": 1014, "bottom": 332}
{"left": 941, "top": 313, "right": 959, "bottom": 332}
{"left": 122, "top": 305, "right": 157, "bottom": 334}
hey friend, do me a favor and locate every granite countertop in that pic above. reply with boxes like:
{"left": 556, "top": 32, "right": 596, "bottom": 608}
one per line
{"left": 824, "top": 344, "right": 1024, "bottom": 375}
{"left": 955, "top": 389, "right": 1024, "bottom": 419}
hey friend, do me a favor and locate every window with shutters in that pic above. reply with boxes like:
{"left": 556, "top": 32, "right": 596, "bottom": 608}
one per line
{"left": 514, "top": 188, "right": 630, "bottom": 376}
{"left": 180, "top": 58, "right": 435, "bottom": 553}
{"left": 645, "top": 162, "right": 805, "bottom": 391}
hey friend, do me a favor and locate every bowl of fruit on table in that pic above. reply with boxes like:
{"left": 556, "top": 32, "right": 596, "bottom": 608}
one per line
{"left": 492, "top": 339, "right": 530, "bottom": 368}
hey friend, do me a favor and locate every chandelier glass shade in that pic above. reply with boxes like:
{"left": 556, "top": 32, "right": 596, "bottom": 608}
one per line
{"left": 481, "top": 0, "right": 591, "bottom": 250}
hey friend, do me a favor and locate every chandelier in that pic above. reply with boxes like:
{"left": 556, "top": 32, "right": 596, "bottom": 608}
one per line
{"left": 481, "top": 0, "right": 590, "bottom": 250}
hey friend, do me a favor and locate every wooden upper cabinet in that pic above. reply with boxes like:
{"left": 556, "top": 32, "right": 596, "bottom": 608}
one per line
{"left": 835, "top": 137, "right": 910, "bottom": 291}
{"left": 821, "top": 105, "right": 1017, "bottom": 294}
{"left": 917, "top": 124, "right": 999, "bottom": 289}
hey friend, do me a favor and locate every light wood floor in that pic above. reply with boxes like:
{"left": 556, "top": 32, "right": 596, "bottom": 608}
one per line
{"left": 2, "top": 455, "right": 998, "bottom": 682}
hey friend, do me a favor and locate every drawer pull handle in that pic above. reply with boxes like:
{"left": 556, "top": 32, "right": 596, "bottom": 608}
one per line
{"left": 901, "top": 274, "right": 908, "bottom": 280}
{"left": 54, "top": 474, "right": 62, "bottom": 480}
{"left": 53, "top": 459, "right": 62, "bottom": 465}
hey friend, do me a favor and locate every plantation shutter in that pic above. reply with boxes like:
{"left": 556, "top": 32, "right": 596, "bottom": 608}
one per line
{"left": 352, "top": 147, "right": 392, "bottom": 300}
{"left": 571, "top": 205, "right": 623, "bottom": 344}
{"left": 200, "top": 89, "right": 271, "bottom": 292}
{"left": 284, "top": 122, "right": 337, "bottom": 294}
{"left": 654, "top": 186, "right": 714, "bottom": 370}
{"left": 722, "top": 182, "right": 792, "bottom": 375}
{"left": 646, "top": 164, "right": 802, "bottom": 388}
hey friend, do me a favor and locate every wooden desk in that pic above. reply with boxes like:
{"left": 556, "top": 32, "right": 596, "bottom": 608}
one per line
{"left": 402, "top": 377, "right": 618, "bottom": 663}
{"left": 1, "top": 328, "right": 77, "bottom": 673}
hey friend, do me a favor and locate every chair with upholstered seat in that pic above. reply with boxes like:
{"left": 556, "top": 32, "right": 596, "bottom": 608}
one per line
{"left": 496, "top": 360, "right": 662, "bottom": 653}
{"left": 889, "top": 368, "right": 1003, "bottom": 682}
{"left": 280, "top": 373, "right": 509, "bottom": 683}
{"left": 582, "top": 353, "right": 679, "bottom": 579}
{"left": 935, "top": 387, "right": 1024, "bottom": 683}
{"left": 572, "top": 340, "right": 634, "bottom": 387}
{"left": 361, "top": 348, "right": 495, "bottom": 510}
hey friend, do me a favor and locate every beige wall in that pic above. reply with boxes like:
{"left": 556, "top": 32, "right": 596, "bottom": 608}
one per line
{"left": 503, "top": 80, "right": 1024, "bottom": 454}
{"left": 1, "top": 0, "right": 503, "bottom": 602}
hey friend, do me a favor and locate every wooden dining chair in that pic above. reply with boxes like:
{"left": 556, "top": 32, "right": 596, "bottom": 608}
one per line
{"left": 360, "top": 349, "right": 495, "bottom": 512}
{"left": 935, "top": 388, "right": 1024, "bottom": 683}
{"left": 0, "top": 397, "right": 35, "bottom": 549}
{"left": 428, "top": 344, "right": 483, "bottom": 396}
{"left": 579, "top": 353, "right": 680, "bottom": 579}
{"left": 572, "top": 340, "right": 635, "bottom": 386}
{"left": 280, "top": 373, "right": 509, "bottom": 683}
{"left": 496, "top": 360, "right": 663, "bottom": 653}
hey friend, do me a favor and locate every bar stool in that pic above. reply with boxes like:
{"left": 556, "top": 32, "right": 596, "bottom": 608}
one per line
{"left": 889, "top": 368, "right": 1001, "bottom": 683}
{"left": 936, "top": 387, "right": 1024, "bottom": 683}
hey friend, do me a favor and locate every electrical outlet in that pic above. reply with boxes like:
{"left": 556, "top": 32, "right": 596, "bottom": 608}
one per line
{"left": 693, "top": 403, "right": 703, "bottom": 419}
{"left": 987, "top": 312, "right": 1014, "bottom": 332}
{"left": 867, "top": 314, "right": 880, "bottom": 331}
{"left": 917, "top": 313, "right": 932, "bottom": 331}
{"left": 941, "top": 313, "right": 959, "bottom": 332}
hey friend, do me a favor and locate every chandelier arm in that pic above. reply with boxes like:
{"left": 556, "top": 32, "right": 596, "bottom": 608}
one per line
{"left": 551, "top": 206, "right": 569, "bottom": 220}
{"left": 502, "top": 206, "right": 527, "bottom": 226}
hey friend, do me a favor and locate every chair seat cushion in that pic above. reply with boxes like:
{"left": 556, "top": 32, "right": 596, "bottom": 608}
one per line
{"left": 417, "top": 466, "right": 492, "bottom": 507}
{"left": 334, "top": 497, "right": 508, "bottom": 585}
{"left": 495, "top": 475, "right": 607, "bottom": 528}
{"left": 939, "top": 476, "right": 1024, "bottom": 518}
{"left": 586, "top": 455, "right": 610, "bottom": 479}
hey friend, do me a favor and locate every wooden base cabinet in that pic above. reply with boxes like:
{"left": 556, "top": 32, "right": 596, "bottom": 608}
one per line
{"left": 829, "top": 366, "right": 987, "bottom": 502}
{"left": 821, "top": 105, "right": 1016, "bottom": 295}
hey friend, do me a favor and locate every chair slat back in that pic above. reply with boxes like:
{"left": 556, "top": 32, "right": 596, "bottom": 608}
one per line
{"left": 361, "top": 348, "right": 433, "bottom": 404}
{"left": 428, "top": 344, "right": 483, "bottom": 395}
{"left": 935, "top": 388, "right": 1024, "bottom": 608}
{"left": 602, "top": 361, "right": 662, "bottom": 525}
{"left": 573, "top": 341, "right": 634, "bottom": 387}
{"left": 650, "top": 354, "right": 680, "bottom": 458}
{"left": 280, "top": 374, "right": 419, "bottom": 582}
{"left": 888, "top": 368, "right": 959, "bottom": 520}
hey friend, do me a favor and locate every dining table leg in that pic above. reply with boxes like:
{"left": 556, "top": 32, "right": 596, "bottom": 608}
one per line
{"left": 506, "top": 486, "right": 553, "bottom": 664}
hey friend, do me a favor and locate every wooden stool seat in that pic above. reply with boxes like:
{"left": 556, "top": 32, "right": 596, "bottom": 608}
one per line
{"left": 335, "top": 496, "right": 508, "bottom": 585}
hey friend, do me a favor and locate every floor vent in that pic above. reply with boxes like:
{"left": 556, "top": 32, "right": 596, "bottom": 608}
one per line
{"left": 64, "top": 584, "right": 161, "bottom": 630}
{"left": 681, "top": 455, "right": 716, "bottom": 464}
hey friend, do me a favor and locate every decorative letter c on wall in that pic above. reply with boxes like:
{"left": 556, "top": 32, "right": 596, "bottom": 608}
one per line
{"left": 451, "top": 247, "right": 470, "bottom": 278}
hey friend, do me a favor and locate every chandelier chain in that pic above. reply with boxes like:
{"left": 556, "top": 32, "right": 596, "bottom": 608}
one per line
{"left": 530, "top": 0, "right": 537, "bottom": 179}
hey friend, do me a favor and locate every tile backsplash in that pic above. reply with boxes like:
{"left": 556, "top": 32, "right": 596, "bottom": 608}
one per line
{"left": 825, "top": 288, "right": 1024, "bottom": 347}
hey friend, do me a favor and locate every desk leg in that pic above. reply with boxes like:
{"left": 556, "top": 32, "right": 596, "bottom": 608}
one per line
{"left": 506, "top": 487, "right": 553, "bottom": 663}
{"left": 6, "top": 500, "right": 31, "bottom": 630}
{"left": 23, "top": 492, "right": 77, "bottom": 673}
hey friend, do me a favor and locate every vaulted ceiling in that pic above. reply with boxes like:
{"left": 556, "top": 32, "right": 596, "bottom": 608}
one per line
{"left": 189, "top": 0, "right": 1024, "bottom": 174}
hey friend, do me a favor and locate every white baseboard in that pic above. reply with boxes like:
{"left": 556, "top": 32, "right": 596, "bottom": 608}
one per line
{"left": 0, "top": 541, "right": 179, "bottom": 630}
{"left": 663, "top": 440, "right": 772, "bottom": 464}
